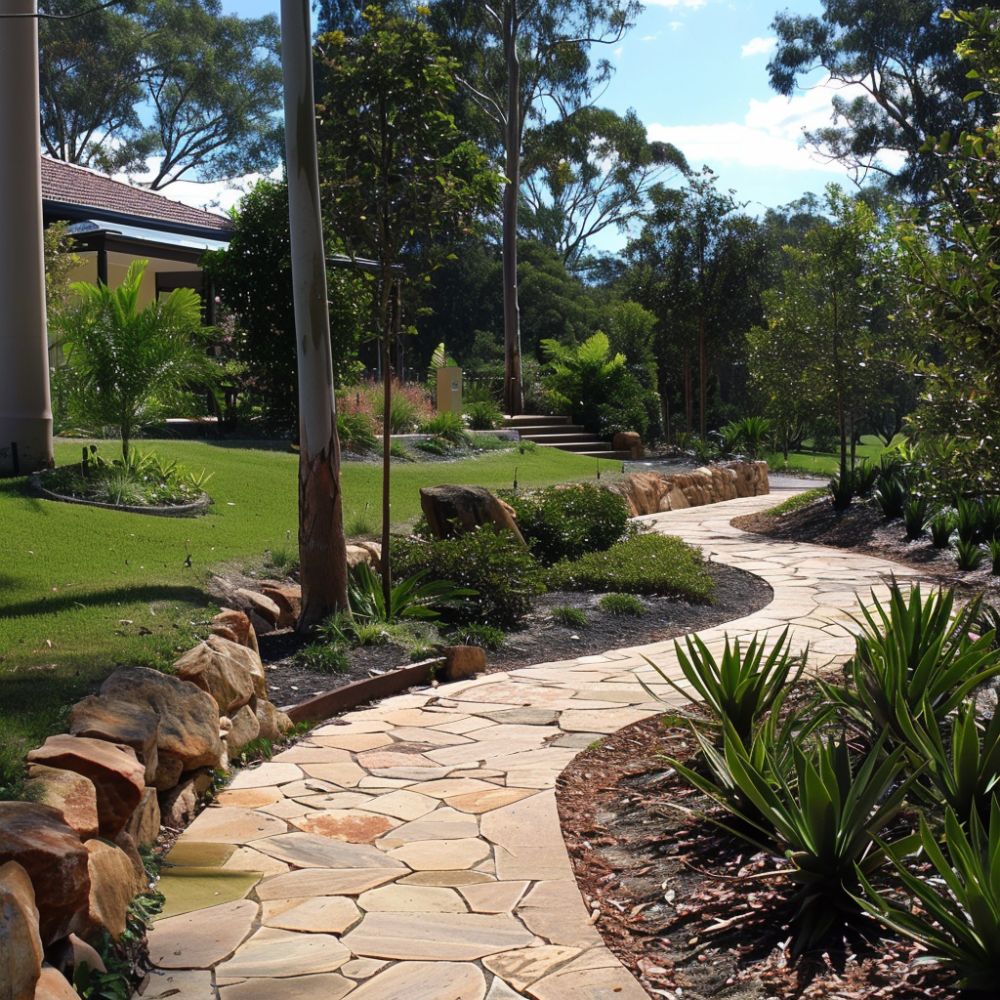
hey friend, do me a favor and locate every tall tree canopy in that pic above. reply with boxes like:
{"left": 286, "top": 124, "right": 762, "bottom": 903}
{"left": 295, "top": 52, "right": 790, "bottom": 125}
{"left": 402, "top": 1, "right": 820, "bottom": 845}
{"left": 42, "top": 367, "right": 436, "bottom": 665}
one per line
{"left": 767, "top": 0, "right": 1000, "bottom": 196}
{"left": 39, "top": 0, "right": 282, "bottom": 186}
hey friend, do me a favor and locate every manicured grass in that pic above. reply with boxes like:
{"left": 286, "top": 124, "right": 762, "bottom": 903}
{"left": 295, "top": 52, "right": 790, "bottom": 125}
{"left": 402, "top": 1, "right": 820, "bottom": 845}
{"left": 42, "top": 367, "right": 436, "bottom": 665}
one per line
{"left": 0, "top": 438, "right": 620, "bottom": 779}
{"left": 763, "top": 487, "right": 828, "bottom": 517}
{"left": 764, "top": 434, "right": 900, "bottom": 476}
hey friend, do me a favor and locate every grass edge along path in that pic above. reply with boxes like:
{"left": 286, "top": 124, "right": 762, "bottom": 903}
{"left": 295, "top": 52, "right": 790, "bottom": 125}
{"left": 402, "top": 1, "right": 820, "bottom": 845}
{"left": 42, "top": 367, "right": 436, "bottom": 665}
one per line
{"left": 0, "top": 438, "right": 620, "bottom": 782}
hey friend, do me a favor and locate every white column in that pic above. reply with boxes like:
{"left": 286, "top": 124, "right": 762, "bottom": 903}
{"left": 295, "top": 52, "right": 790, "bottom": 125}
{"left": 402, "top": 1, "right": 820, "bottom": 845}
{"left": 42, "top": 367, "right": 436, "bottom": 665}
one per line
{"left": 0, "top": 0, "right": 53, "bottom": 475}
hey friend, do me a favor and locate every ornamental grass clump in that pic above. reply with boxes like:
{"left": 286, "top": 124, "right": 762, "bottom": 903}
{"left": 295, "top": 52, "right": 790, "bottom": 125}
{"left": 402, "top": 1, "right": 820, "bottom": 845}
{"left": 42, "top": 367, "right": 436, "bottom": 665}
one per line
{"left": 930, "top": 510, "right": 956, "bottom": 548}
{"left": 956, "top": 538, "right": 986, "bottom": 571}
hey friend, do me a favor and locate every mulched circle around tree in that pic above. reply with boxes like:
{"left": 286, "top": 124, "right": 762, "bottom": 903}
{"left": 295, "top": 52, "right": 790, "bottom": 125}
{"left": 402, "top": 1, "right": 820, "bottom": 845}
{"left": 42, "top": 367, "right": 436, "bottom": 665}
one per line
{"left": 556, "top": 711, "right": 959, "bottom": 1000}
{"left": 256, "top": 562, "right": 771, "bottom": 709}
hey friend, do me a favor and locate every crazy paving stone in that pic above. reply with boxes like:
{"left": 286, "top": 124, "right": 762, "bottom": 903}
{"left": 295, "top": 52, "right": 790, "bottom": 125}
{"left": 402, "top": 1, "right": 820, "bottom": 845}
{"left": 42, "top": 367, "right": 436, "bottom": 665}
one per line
{"left": 214, "top": 927, "right": 350, "bottom": 978}
{"left": 253, "top": 832, "right": 407, "bottom": 870}
{"left": 483, "top": 945, "right": 583, "bottom": 991}
{"left": 261, "top": 895, "right": 361, "bottom": 933}
{"left": 156, "top": 867, "right": 262, "bottom": 920}
{"left": 227, "top": 762, "right": 303, "bottom": 789}
{"left": 459, "top": 879, "right": 529, "bottom": 913}
{"left": 218, "top": 973, "right": 354, "bottom": 1000}
{"left": 387, "top": 838, "right": 491, "bottom": 871}
{"left": 311, "top": 732, "right": 394, "bottom": 752}
{"left": 342, "top": 911, "right": 534, "bottom": 960}
{"left": 181, "top": 806, "right": 286, "bottom": 844}
{"left": 527, "top": 963, "right": 650, "bottom": 999}
{"left": 255, "top": 867, "right": 402, "bottom": 900}
{"left": 357, "top": 883, "right": 467, "bottom": 912}
{"left": 291, "top": 809, "right": 400, "bottom": 844}
{"left": 363, "top": 789, "right": 438, "bottom": 820}
{"left": 147, "top": 899, "right": 257, "bottom": 968}
{"left": 517, "top": 880, "right": 604, "bottom": 948}
{"left": 398, "top": 870, "right": 495, "bottom": 887}
{"left": 221, "top": 846, "right": 290, "bottom": 877}
{"left": 346, "top": 961, "right": 487, "bottom": 1000}
{"left": 140, "top": 969, "right": 216, "bottom": 999}
{"left": 376, "top": 812, "right": 479, "bottom": 846}
{"left": 445, "top": 787, "right": 537, "bottom": 814}
{"left": 215, "top": 787, "right": 284, "bottom": 808}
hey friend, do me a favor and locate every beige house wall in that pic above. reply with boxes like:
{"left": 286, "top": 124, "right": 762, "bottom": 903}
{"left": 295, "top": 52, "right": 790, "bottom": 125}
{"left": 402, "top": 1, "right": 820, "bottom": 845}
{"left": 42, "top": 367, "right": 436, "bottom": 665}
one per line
{"left": 66, "top": 251, "right": 202, "bottom": 308}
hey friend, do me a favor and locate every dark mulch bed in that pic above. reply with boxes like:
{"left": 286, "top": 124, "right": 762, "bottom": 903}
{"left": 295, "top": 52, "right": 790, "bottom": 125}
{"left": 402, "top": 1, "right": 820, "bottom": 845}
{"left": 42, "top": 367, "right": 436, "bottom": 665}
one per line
{"left": 556, "top": 712, "right": 960, "bottom": 1000}
{"left": 733, "top": 497, "right": 998, "bottom": 596}
{"left": 256, "top": 561, "right": 771, "bottom": 711}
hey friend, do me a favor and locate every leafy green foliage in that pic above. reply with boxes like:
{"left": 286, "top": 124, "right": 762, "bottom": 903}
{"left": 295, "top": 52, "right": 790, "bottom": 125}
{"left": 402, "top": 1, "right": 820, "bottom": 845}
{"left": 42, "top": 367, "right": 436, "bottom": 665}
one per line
{"left": 991, "top": 539, "right": 1000, "bottom": 576}
{"left": 598, "top": 592, "right": 645, "bottom": 616}
{"left": 956, "top": 539, "right": 986, "bottom": 572}
{"left": 720, "top": 416, "right": 772, "bottom": 459}
{"left": 643, "top": 628, "right": 803, "bottom": 746}
{"left": 393, "top": 528, "right": 546, "bottom": 628}
{"left": 930, "top": 511, "right": 955, "bottom": 549}
{"left": 421, "top": 411, "right": 472, "bottom": 447}
{"left": 874, "top": 474, "right": 906, "bottom": 519}
{"left": 957, "top": 497, "right": 981, "bottom": 545}
{"left": 903, "top": 497, "right": 932, "bottom": 540}
{"left": 338, "top": 412, "right": 377, "bottom": 454}
{"left": 548, "top": 533, "right": 714, "bottom": 602}
{"left": 55, "top": 260, "right": 218, "bottom": 459}
{"left": 505, "top": 484, "right": 630, "bottom": 566}
{"left": 828, "top": 472, "right": 854, "bottom": 512}
{"left": 347, "top": 562, "right": 473, "bottom": 625}
{"left": 857, "top": 805, "right": 1000, "bottom": 991}
{"left": 551, "top": 605, "right": 588, "bottom": 628}
{"left": 763, "top": 487, "right": 827, "bottom": 517}
{"left": 851, "top": 460, "right": 880, "bottom": 496}
{"left": 448, "top": 623, "right": 506, "bottom": 651}
{"left": 820, "top": 584, "right": 1000, "bottom": 742}
{"left": 464, "top": 399, "right": 504, "bottom": 430}
{"left": 293, "top": 643, "right": 350, "bottom": 675}
{"left": 379, "top": 392, "right": 422, "bottom": 435}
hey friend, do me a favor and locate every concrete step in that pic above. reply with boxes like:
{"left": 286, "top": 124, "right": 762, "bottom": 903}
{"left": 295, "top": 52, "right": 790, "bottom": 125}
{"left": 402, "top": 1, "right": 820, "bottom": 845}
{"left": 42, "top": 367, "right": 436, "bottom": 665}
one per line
{"left": 512, "top": 424, "right": 587, "bottom": 436}
{"left": 504, "top": 414, "right": 571, "bottom": 428}
{"left": 518, "top": 432, "right": 595, "bottom": 445}
{"left": 535, "top": 440, "right": 610, "bottom": 453}
{"left": 578, "top": 450, "right": 633, "bottom": 461}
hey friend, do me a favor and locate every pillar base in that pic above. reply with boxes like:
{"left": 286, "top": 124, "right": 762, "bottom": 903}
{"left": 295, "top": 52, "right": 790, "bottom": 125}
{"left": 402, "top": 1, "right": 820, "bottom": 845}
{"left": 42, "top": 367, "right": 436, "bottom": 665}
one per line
{"left": 0, "top": 414, "right": 54, "bottom": 476}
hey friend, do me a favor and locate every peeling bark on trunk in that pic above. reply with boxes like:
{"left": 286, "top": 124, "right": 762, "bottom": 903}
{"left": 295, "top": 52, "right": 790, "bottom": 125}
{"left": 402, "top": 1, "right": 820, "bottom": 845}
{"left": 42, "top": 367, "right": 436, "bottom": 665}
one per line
{"left": 281, "top": 0, "right": 349, "bottom": 630}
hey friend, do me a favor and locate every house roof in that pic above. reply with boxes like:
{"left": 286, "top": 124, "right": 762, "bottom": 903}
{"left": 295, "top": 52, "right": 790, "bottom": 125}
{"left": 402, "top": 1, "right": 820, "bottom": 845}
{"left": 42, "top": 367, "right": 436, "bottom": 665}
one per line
{"left": 41, "top": 156, "right": 234, "bottom": 238}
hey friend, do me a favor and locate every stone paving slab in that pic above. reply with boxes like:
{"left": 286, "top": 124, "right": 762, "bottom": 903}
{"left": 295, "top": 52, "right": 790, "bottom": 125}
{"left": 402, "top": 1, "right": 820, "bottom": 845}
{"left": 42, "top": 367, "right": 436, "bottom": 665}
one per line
{"left": 147, "top": 490, "right": 925, "bottom": 998}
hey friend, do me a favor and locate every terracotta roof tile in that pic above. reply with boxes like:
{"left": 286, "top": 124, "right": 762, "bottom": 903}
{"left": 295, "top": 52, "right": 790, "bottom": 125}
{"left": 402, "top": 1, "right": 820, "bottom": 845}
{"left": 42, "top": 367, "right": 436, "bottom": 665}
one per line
{"left": 41, "top": 156, "right": 233, "bottom": 234}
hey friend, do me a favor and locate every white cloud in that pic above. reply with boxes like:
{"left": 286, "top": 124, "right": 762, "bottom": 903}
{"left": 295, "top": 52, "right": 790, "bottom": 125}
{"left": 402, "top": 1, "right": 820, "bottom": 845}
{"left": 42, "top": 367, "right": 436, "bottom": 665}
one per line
{"left": 641, "top": 33, "right": 659, "bottom": 41}
{"left": 741, "top": 36, "right": 776, "bottom": 58}
{"left": 648, "top": 78, "right": 906, "bottom": 176}
{"left": 613, "top": 45, "right": 624, "bottom": 58}
{"left": 668, "top": 20, "right": 684, "bottom": 30}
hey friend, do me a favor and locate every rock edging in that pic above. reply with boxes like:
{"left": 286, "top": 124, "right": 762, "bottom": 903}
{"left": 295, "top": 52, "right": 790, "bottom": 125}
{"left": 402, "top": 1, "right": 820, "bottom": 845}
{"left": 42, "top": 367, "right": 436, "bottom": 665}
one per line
{"left": 612, "top": 460, "right": 769, "bottom": 515}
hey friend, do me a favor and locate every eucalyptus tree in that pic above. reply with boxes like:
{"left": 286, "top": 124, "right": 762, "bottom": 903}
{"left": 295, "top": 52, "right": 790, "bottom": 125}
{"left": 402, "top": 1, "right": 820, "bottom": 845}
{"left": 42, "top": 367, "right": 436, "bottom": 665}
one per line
{"left": 433, "top": 0, "right": 641, "bottom": 414}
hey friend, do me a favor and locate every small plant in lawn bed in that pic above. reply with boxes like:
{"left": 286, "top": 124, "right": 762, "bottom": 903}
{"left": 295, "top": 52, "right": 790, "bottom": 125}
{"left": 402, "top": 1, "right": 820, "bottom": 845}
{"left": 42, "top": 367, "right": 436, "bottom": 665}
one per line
{"left": 828, "top": 471, "right": 853, "bottom": 511}
{"left": 551, "top": 605, "right": 588, "bottom": 628}
{"left": 642, "top": 627, "right": 803, "bottom": 746}
{"left": 720, "top": 416, "right": 772, "bottom": 459}
{"left": 503, "top": 483, "right": 631, "bottom": 566}
{"left": 857, "top": 805, "right": 1000, "bottom": 992}
{"left": 930, "top": 510, "right": 955, "bottom": 548}
{"left": 337, "top": 410, "right": 378, "bottom": 454}
{"left": 448, "top": 623, "right": 505, "bottom": 650}
{"left": 819, "top": 583, "right": 1000, "bottom": 743}
{"left": 764, "top": 487, "right": 826, "bottom": 518}
{"left": 393, "top": 527, "right": 546, "bottom": 628}
{"left": 414, "top": 436, "right": 451, "bottom": 456}
{"left": 348, "top": 561, "right": 473, "bottom": 624}
{"left": 548, "top": 533, "right": 714, "bottom": 602}
{"left": 903, "top": 496, "right": 932, "bottom": 540}
{"left": 421, "top": 410, "right": 472, "bottom": 447}
{"left": 293, "top": 642, "right": 350, "bottom": 674}
{"left": 979, "top": 496, "right": 1000, "bottom": 542}
{"left": 598, "top": 592, "right": 645, "bottom": 616}
{"left": 346, "top": 504, "right": 377, "bottom": 537}
{"left": 956, "top": 538, "right": 985, "bottom": 571}
{"left": 389, "top": 440, "right": 413, "bottom": 461}
{"left": 851, "top": 459, "right": 879, "bottom": 496}
{"left": 874, "top": 473, "right": 906, "bottom": 519}
{"left": 956, "top": 496, "right": 981, "bottom": 545}
{"left": 464, "top": 398, "right": 503, "bottom": 430}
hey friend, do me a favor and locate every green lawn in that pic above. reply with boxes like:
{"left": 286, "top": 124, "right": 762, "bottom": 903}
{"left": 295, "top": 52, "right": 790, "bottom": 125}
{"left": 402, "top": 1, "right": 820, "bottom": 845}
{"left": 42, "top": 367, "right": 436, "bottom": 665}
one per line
{"left": 0, "top": 438, "right": 619, "bottom": 779}
{"left": 764, "top": 434, "right": 900, "bottom": 477}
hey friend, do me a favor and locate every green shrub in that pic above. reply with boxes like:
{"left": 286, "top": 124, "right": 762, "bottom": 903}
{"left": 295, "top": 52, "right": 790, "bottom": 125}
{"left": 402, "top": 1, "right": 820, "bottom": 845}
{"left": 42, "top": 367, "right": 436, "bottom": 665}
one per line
{"left": 851, "top": 460, "right": 879, "bottom": 496}
{"left": 956, "top": 538, "right": 985, "bottom": 571}
{"left": 828, "top": 472, "right": 853, "bottom": 511}
{"left": 991, "top": 538, "right": 1000, "bottom": 575}
{"left": 764, "top": 487, "right": 826, "bottom": 517}
{"left": 903, "top": 497, "right": 932, "bottom": 540}
{"left": 379, "top": 391, "right": 420, "bottom": 434}
{"left": 598, "top": 593, "right": 645, "bottom": 616}
{"left": 874, "top": 474, "right": 906, "bottom": 518}
{"left": 414, "top": 436, "right": 451, "bottom": 456}
{"left": 338, "top": 411, "right": 377, "bottom": 453}
{"left": 551, "top": 605, "right": 587, "bottom": 627}
{"left": 293, "top": 643, "right": 350, "bottom": 674}
{"left": 421, "top": 410, "right": 471, "bottom": 446}
{"left": 547, "top": 533, "right": 714, "bottom": 602}
{"left": 857, "top": 805, "right": 1000, "bottom": 992}
{"left": 393, "top": 528, "right": 546, "bottom": 628}
{"left": 448, "top": 623, "right": 506, "bottom": 650}
{"left": 956, "top": 496, "right": 981, "bottom": 544}
{"left": 348, "top": 562, "right": 473, "bottom": 624}
{"left": 389, "top": 440, "right": 413, "bottom": 461}
{"left": 720, "top": 416, "right": 772, "bottom": 459}
{"left": 504, "top": 484, "right": 630, "bottom": 566}
{"left": 464, "top": 399, "right": 503, "bottom": 430}
{"left": 930, "top": 511, "right": 955, "bottom": 548}
{"left": 979, "top": 496, "right": 1000, "bottom": 542}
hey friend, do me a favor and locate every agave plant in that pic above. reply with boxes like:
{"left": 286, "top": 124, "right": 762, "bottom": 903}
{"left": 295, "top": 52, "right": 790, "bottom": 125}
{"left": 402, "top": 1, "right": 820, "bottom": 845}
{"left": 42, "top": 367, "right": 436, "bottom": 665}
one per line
{"left": 820, "top": 584, "right": 1000, "bottom": 742}
{"left": 857, "top": 804, "right": 1000, "bottom": 991}
{"left": 980, "top": 496, "right": 1000, "bottom": 543}
{"left": 896, "top": 699, "right": 1000, "bottom": 826}
{"left": 829, "top": 473, "right": 854, "bottom": 512}
{"left": 956, "top": 539, "right": 985, "bottom": 572}
{"left": 641, "top": 627, "right": 805, "bottom": 746}
{"left": 874, "top": 474, "right": 907, "bottom": 519}
{"left": 348, "top": 562, "right": 474, "bottom": 624}
{"left": 669, "top": 723, "right": 919, "bottom": 951}
{"left": 991, "top": 539, "right": 1000, "bottom": 577}
{"left": 903, "top": 497, "right": 932, "bottom": 540}
{"left": 851, "top": 460, "right": 879, "bottom": 497}
{"left": 930, "top": 510, "right": 956, "bottom": 549}
{"left": 956, "top": 497, "right": 981, "bottom": 545}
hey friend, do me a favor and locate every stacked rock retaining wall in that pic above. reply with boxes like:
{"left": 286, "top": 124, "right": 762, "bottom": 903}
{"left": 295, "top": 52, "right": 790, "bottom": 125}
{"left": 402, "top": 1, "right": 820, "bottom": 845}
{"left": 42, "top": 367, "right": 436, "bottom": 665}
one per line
{"left": 612, "top": 460, "right": 769, "bottom": 516}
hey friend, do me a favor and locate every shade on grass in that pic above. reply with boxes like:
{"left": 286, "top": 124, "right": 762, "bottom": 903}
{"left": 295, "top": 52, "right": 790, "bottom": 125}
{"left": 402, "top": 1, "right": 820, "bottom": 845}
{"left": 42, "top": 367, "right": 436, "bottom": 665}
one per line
{"left": 764, "top": 434, "right": 899, "bottom": 477}
{"left": 0, "top": 438, "right": 619, "bottom": 781}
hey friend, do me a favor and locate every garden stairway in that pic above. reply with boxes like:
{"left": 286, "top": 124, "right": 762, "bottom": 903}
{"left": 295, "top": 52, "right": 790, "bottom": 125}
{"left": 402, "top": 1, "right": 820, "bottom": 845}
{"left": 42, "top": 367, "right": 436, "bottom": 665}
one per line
{"left": 143, "top": 491, "right": 931, "bottom": 1000}
{"left": 504, "top": 413, "right": 633, "bottom": 460}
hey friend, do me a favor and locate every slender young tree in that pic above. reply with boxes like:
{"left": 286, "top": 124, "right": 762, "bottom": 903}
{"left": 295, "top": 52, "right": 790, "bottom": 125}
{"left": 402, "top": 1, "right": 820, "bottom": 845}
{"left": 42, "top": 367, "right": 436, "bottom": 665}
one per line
{"left": 280, "top": 0, "right": 350, "bottom": 629}
{"left": 434, "top": 0, "right": 641, "bottom": 414}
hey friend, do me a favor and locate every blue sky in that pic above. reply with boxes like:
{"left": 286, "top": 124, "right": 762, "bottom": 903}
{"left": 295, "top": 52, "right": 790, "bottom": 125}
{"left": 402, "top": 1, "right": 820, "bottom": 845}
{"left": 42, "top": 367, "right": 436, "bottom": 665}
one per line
{"left": 193, "top": 0, "right": 872, "bottom": 247}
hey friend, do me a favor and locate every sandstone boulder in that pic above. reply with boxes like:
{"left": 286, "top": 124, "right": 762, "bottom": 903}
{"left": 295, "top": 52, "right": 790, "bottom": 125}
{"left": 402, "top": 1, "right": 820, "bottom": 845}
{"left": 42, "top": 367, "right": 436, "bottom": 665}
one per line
{"left": 612, "top": 431, "right": 643, "bottom": 459}
{"left": 68, "top": 696, "right": 159, "bottom": 785}
{"left": 23, "top": 766, "right": 99, "bottom": 840}
{"left": 442, "top": 645, "right": 487, "bottom": 681}
{"left": 33, "top": 967, "right": 78, "bottom": 1000}
{"left": 211, "top": 609, "right": 259, "bottom": 654}
{"left": 260, "top": 584, "right": 301, "bottom": 628}
{"left": 0, "top": 803, "right": 90, "bottom": 944}
{"left": 83, "top": 840, "right": 142, "bottom": 940}
{"left": 226, "top": 704, "right": 261, "bottom": 755}
{"left": 158, "top": 779, "right": 199, "bottom": 829}
{"left": 100, "top": 667, "right": 223, "bottom": 774}
{"left": 346, "top": 544, "right": 379, "bottom": 569}
{"left": 234, "top": 588, "right": 281, "bottom": 627}
{"left": 256, "top": 700, "right": 293, "bottom": 743}
{"left": 205, "top": 634, "right": 267, "bottom": 701}
{"left": 0, "top": 861, "right": 43, "bottom": 1000}
{"left": 174, "top": 638, "right": 256, "bottom": 715}
{"left": 124, "top": 788, "right": 160, "bottom": 849}
{"left": 114, "top": 831, "right": 147, "bottom": 888}
{"left": 151, "top": 754, "right": 184, "bottom": 792}
{"left": 48, "top": 933, "right": 106, "bottom": 983}
{"left": 27, "top": 736, "right": 144, "bottom": 839}
{"left": 419, "top": 485, "right": 527, "bottom": 545}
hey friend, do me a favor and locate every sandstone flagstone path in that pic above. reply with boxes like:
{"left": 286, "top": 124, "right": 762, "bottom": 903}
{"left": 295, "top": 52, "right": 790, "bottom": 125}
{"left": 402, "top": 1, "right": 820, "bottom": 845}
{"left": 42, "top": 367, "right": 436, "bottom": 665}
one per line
{"left": 144, "top": 490, "right": 923, "bottom": 1000}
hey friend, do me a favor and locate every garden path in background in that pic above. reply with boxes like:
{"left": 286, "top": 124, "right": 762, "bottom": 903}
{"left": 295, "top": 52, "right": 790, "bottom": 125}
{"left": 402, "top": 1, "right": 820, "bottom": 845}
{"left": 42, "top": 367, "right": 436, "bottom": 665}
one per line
{"left": 142, "top": 489, "right": 925, "bottom": 1000}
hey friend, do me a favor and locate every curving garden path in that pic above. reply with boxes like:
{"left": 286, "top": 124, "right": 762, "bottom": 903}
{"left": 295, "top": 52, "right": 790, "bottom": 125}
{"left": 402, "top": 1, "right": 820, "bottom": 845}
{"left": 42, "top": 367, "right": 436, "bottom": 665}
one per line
{"left": 142, "top": 489, "right": 923, "bottom": 1000}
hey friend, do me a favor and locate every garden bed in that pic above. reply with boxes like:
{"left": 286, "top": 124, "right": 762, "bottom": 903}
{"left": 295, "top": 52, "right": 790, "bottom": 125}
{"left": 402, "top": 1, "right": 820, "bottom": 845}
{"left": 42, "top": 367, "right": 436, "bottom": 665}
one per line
{"left": 254, "top": 561, "right": 771, "bottom": 710}
{"left": 557, "top": 710, "right": 958, "bottom": 1000}
{"left": 732, "top": 495, "right": 999, "bottom": 596}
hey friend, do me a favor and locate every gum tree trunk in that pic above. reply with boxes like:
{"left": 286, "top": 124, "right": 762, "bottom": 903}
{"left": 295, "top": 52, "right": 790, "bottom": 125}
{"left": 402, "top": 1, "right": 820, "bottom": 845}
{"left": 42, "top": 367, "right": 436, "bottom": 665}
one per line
{"left": 280, "top": 0, "right": 349, "bottom": 629}
{"left": 0, "top": 0, "right": 53, "bottom": 476}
